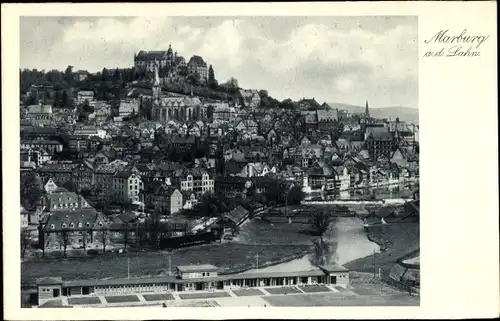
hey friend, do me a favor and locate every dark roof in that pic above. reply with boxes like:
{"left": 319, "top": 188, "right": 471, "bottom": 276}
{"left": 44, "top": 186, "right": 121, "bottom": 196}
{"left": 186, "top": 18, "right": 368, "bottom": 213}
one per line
{"left": 223, "top": 206, "right": 250, "bottom": 225}
{"left": 188, "top": 55, "right": 207, "bottom": 66}
{"left": 135, "top": 50, "right": 169, "bottom": 60}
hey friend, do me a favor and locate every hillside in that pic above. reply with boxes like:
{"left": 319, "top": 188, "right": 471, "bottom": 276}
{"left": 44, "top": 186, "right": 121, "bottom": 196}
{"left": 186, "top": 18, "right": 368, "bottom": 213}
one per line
{"left": 328, "top": 103, "right": 419, "bottom": 124}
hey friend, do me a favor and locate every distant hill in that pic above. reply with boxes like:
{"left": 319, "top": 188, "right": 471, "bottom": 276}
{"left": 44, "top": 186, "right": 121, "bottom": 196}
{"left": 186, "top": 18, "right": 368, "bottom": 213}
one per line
{"left": 328, "top": 103, "right": 419, "bottom": 124}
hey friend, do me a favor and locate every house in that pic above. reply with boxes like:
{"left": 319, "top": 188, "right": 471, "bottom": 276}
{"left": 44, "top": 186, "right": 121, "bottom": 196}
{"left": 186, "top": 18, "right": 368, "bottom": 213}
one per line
{"left": 298, "top": 98, "right": 320, "bottom": 110}
{"left": 20, "top": 148, "right": 52, "bottom": 167}
{"left": 76, "top": 91, "right": 95, "bottom": 105}
{"left": 21, "top": 140, "right": 63, "bottom": 155}
{"left": 141, "top": 184, "right": 183, "bottom": 215}
{"left": 317, "top": 109, "right": 338, "bottom": 132}
{"left": 95, "top": 161, "right": 129, "bottom": 201}
{"left": 73, "top": 126, "right": 107, "bottom": 139}
{"left": 71, "top": 161, "right": 95, "bottom": 192}
{"left": 74, "top": 70, "right": 90, "bottom": 82}
{"left": 235, "top": 119, "right": 258, "bottom": 136}
{"left": 302, "top": 160, "right": 336, "bottom": 193}
{"left": 172, "top": 168, "right": 214, "bottom": 196}
{"left": 20, "top": 126, "right": 59, "bottom": 141}
{"left": 239, "top": 89, "right": 261, "bottom": 110}
{"left": 182, "top": 191, "right": 198, "bottom": 210}
{"left": 240, "top": 162, "right": 275, "bottom": 178}
{"left": 118, "top": 100, "right": 140, "bottom": 118}
{"left": 21, "top": 205, "right": 29, "bottom": 227}
{"left": 42, "top": 187, "right": 92, "bottom": 212}
{"left": 38, "top": 163, "right": 79, "bottom": 187}
{"left": 112, "top": 171, "right": 144, "bottom": 203}
{"left": 187, "top": 55, "right": 209, "bottom": 81}
{"left": 365, "top": 127, "right": 395, "bottom": 161}
{"left": 215, "top": 176, "right": 251, "bottom": 198}
{"left": 169, "top": 134, "right": 197, "bottom": 154}
{"left": 223, "top": 205, "right": 250, "bottom": 227}
{"left": 304, "top": 111, "right": 318, "bottom": 132}
{"left": 26, "top": 104, "right": 53, "bottom": 126}
{"left": 38, "top": 208, "right": 112, "bottom": 251}
{"left": 43, "top": 177, "right": 59, "bottom": 193}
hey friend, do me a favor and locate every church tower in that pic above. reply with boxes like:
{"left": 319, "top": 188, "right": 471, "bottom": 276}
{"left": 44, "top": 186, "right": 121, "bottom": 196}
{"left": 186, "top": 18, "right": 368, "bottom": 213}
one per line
{"left": 365, "top": 100, "right": 370, "bottom": 117}
{"left": 152, "top": 60, "right": 161, "bottom": 102}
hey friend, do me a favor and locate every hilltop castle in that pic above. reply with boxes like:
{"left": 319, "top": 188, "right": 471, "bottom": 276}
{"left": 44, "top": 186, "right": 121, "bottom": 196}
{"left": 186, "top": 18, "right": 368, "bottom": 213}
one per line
{"left": 134, "top": 44, "right": 208, "bottom": 82}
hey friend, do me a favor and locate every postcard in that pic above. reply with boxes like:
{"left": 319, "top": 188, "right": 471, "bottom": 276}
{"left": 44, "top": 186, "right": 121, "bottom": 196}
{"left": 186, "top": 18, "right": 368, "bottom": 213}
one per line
{"left": 2, "top": 1, "right": 498, "bottom": 320}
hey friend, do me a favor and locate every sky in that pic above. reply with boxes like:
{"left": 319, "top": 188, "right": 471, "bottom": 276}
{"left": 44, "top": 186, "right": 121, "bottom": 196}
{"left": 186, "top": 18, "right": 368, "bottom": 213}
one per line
{"left": 20, "top": 16, "right": 418, "bottom": 109}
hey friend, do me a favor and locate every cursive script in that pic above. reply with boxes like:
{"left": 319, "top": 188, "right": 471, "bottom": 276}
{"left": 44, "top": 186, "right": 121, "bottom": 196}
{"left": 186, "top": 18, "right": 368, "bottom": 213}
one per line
{"left": 424, "top": 29, "right": 490, "bottom": 49}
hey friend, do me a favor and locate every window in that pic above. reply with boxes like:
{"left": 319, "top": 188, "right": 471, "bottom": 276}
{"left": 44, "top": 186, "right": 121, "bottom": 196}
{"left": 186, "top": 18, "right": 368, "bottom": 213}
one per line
{"left": 86, "top": 222, "right": 90, "bottom": 228}
{"left": 51, "top": 224, "right": 55, "bottom": 229}
{"left": 99, "top": 222, "right": 103, "bottom": 227}
{"left": 70, "top": 223, "right": 75, "bottom": 228}
{"left": 61, "top": 223, "right": 67, "bottom": 228}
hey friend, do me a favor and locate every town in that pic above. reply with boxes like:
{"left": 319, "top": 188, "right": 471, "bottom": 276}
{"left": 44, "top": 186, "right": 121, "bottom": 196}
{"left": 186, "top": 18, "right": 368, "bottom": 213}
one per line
{"left": 20, "top": 44, "right": 420, "bottom": 308}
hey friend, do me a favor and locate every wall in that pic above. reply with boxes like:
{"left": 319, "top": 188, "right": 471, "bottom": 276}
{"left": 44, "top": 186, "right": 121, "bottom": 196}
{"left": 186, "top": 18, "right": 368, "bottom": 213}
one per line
{"left": 38, "top": 284, "right": 62, "bottom": 304}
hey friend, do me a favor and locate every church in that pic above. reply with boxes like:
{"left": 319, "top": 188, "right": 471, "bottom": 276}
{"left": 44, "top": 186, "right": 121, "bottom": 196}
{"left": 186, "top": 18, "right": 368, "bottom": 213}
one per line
{"left": 149, "top": 61, "right": 204, "bottom": 123}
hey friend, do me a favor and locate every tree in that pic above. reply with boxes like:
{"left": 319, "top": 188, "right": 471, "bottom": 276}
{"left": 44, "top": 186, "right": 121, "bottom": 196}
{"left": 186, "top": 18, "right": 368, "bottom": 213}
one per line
{"left": 310, "top": 237, "right": 337, "bottom": 267}
{"left": 21, "top": 227, "right": 31, "bottom": 259}
{"left": 61, "top": 90, "right": 71, "bottom": 108}
{"left": 101, "top": 68, "right": 110, "bottom": 82}
{"left": 122, "top": 222, "right": 130, "bottom": 250}
{"left": 287, "top": 185, "right": 305, "bottom": 205}
{"left": 208, "top": 64, "right": 218, "bottom": 89}
{"left": 311, "top": 208, "right": 332, "bottom": 238}
{"left": 57, "top": 230, "right": 71, "bottom": 257}
{"left": 97, "top": 228, "right": 109, "bottom": 252}
{"left": 20, "top": 173, "right": 44, "bottom": 211}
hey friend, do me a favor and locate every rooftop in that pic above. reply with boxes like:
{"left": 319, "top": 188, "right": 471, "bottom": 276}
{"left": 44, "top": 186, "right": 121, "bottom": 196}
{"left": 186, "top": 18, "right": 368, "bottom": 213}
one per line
{"left": 176, "top": 264, "right": 218, "bottom": 273}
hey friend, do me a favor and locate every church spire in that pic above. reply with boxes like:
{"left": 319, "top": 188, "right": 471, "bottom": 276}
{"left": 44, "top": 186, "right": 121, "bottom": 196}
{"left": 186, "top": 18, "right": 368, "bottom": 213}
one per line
{"left": 153, "top": 60, "right": 160, "bottom": 86}
{"left": 365, "top": 100, "right": 370, "bottom": 117}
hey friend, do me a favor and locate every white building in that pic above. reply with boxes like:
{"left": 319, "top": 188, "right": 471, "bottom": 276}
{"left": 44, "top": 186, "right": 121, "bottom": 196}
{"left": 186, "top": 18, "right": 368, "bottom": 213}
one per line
{"left": 113, "top": 171, "right": 144, "bottom": 203}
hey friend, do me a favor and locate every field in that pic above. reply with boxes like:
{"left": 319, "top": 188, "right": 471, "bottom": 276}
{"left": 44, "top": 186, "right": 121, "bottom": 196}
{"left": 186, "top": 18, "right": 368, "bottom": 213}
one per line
{"left": 104, "top": 295, "right": 140, "bottom": 303}
{"left": 236, "top": 217, "right": 316, "bottom": 245}
{"left": 178, "top": 292, "right": 231, "bottom": 300}
{"left": 264, "top": 286, "right": 301, "bottom": 295}
{"left": 298, "top": 285, "right": 332, "bottom": 293}
{"left": 22, "top": 242, "right": 309, "bottom": 285}
{"left": 344, "top": 223, "right": 419, "bottom": 277}
{"left": 263, "top": 292, "right": 419, "bottom": 306}
{"left": 142, "top": 293, "right": 175, "bottom": 301}
{"left": 67, "top": 296, "right": 101, "bottom": 305}
{"left": 232, "top": 288, "right": 265, "bottom": 297}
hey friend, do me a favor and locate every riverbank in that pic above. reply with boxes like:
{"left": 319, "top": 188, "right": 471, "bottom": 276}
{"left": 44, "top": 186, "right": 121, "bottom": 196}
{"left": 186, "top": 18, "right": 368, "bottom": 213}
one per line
{"left": 343, "top": 223, "right": 419, "bottom": 277}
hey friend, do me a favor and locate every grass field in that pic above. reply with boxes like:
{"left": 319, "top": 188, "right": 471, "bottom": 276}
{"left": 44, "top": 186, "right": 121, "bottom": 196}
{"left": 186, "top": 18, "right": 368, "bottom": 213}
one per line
{"left": 264, "top": 286, "right": 301, "bottom": 295}
{"left": 232, "top": 288, "right": 265, "bottom": 297}
{"left": 104, "top": 295, "right": 140, "bottom": 303}
{"left": 236, "top": 218, "right": 316, "bottom": 245}
{"left": 22, "top": 243, "right": 309, "bottom": 285}
{"left": 297, "top": 285, "right": 332, "bottom": 293}
{"left": 179, "top": 292, "right": 231, "bottom": 300}
{"left": 263, "top": 292, "right": 419, "bottom": 306}
{"left": 142, "top": 293, "right": 175, "bottom": 301}
{"left": 344, "top": 223, "right": 419, "bottom": 277}
{"left": 67, "top": 296, "right": 101, "bottom": 305}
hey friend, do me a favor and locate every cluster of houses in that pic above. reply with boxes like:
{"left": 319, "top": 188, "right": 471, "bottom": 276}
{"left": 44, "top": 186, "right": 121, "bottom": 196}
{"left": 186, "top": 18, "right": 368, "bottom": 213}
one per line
{"left": 20, "top": 73, "right": 419, "bottom": 254}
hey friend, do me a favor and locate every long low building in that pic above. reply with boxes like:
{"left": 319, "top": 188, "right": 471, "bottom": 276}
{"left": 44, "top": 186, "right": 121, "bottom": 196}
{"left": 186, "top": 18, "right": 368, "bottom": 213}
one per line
{"left": 36, "top": 264, "right": 349, "bottom": 306}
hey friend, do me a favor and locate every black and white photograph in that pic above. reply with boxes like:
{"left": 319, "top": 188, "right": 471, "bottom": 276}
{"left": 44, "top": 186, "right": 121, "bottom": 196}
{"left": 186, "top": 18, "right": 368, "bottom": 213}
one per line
{"left": 17, "top": 15, "right": 422, "bottom": 308}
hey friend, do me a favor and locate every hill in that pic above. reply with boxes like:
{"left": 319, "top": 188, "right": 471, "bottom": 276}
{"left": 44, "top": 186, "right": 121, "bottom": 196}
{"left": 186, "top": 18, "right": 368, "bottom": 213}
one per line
{"left": 328, "top": 103, "right": 419, "bottom": 124}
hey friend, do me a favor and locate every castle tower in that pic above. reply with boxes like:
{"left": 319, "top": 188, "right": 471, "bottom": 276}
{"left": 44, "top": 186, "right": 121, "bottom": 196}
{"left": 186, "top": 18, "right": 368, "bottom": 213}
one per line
{"left": 167, "top": 43, "right": 173, "bottom": 61}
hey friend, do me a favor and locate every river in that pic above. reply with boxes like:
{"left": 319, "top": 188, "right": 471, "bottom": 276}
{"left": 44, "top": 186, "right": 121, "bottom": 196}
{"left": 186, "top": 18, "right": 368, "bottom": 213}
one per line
{"left": 242, "top": 217, "right": 379, "bottom": 273}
